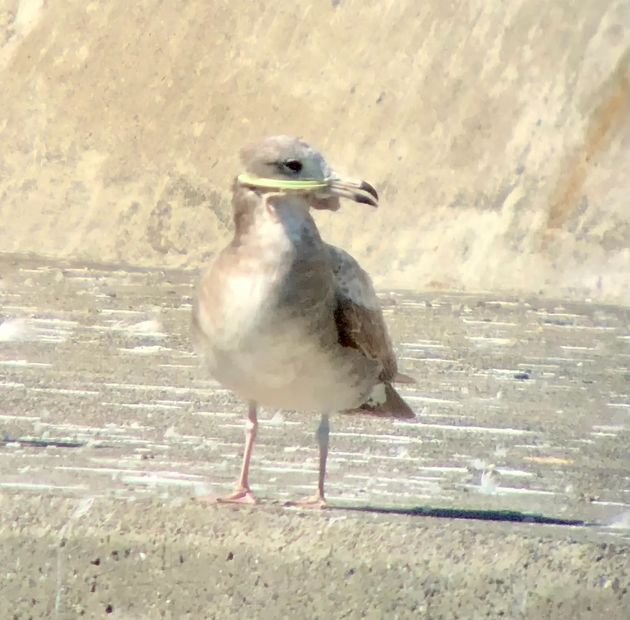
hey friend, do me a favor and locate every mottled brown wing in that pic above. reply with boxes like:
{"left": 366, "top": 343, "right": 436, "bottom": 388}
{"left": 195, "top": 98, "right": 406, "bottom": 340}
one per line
{"left": 327, "top": 244, "right": 398, "bottom": 381}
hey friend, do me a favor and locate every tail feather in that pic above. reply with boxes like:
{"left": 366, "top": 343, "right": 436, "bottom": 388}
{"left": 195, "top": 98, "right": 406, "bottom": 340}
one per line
{"left": 346, "top": 382, "right": 415, "bottom": 419}
{"left": 393, "top": 371, "right": 416, "bottom": 384}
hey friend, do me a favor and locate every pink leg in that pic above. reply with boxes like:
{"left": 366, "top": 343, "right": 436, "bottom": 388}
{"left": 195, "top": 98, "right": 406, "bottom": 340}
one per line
{"left": 286, "top": 413, "right": 329, "bottom": 509}
{"left": 217, "top": 401, "right": 258, "bottom": 504}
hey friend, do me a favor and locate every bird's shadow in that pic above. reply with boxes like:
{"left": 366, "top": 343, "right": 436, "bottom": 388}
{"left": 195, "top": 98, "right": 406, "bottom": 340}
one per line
{"left": 329, "top": 503, "right": 589, "bottom": 527}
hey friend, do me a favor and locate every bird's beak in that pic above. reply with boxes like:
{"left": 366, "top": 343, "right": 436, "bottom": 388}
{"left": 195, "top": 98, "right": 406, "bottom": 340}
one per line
{"left": 325, "top": 176, "right": 379, "bottom": 208}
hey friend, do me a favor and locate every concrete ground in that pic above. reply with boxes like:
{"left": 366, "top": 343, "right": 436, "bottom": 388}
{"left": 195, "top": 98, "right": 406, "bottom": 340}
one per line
{"left": 1, "top": 253, "right": 629, "bottom": 618}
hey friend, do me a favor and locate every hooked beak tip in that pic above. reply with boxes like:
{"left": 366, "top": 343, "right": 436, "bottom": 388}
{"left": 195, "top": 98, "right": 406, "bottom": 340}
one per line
{"left": 359, "top": 180, "right": 379, "bottom": 203}
{"left": 328, "top": 178, "right": 379, "bottom": 208}
{"left": 355, "top": 192, "right": 379, "bottom": 208}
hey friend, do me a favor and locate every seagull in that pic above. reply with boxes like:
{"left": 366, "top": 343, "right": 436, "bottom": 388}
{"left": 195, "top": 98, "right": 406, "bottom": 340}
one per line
{"left": 193, "top": 135, "right": 414, "bottom": 507}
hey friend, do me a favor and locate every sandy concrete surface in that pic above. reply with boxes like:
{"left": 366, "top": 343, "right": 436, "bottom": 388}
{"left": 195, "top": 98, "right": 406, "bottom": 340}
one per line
{"left": 1, "top": 255, "right": 629, "bottom": 618}
{"left": 0, "top": 1, "right": 629, "bottom": 301}
{"left": 1, "top": 495, "right": 629, "bottom": 620}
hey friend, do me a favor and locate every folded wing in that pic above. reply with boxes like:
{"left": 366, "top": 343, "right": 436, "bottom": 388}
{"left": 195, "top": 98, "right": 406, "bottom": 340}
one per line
{"left": 328, "top": 244, "right": 415, "bottom": 418}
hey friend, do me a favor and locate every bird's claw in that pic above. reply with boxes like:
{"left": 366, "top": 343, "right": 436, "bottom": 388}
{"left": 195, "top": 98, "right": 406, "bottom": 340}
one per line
{"left": 284, "top": 494, "right": 327, "bottom": 509}
{"left": 197, "top": 487, "right": 257, "bottom": 505}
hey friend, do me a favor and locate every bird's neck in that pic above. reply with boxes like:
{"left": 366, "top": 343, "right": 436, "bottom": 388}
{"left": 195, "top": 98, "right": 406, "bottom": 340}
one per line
{"left": 231, "top": 186, "right": 321, "bottom": 250}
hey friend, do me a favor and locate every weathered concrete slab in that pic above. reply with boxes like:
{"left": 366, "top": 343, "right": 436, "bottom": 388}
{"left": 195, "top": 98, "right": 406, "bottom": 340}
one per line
{"left": 1, "top": 496, "right": 629, "bottom": 620}
{"left": 0, "top": 1, "right": 629, "bottom": 301}
{"left": 1, "top": 255, "right": 629, "bottom": 617}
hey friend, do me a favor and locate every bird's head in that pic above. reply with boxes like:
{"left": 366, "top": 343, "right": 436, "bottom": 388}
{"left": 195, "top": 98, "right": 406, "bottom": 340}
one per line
{"left": 237, "top": 135, "right": 378, "bottom": 211}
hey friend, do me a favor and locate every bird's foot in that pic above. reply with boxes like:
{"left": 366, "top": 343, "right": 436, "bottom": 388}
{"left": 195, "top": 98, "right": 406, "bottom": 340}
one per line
{"left": 217, "top": 487, "right": 257, "bottom": 504}
{"left": 198, "top": 487, "right": 257, "bottom": 505}
{"left": 284, "top": 493, "right": 327, "bottom": 509}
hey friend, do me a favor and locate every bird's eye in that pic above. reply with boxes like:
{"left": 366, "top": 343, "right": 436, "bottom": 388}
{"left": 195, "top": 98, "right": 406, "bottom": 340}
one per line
{"left": 283, "top": 159, "right": 303, "bottom": 173}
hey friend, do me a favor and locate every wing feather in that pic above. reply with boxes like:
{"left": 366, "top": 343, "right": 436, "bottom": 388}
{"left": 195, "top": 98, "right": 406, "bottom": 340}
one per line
{"left": 327, "top": 244, "right": 398, "bottom": 381}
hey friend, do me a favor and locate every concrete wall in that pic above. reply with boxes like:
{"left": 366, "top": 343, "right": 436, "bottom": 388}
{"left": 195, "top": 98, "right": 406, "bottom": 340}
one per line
{"left": 1, "top": 0, "right": 629, "bottom": 301}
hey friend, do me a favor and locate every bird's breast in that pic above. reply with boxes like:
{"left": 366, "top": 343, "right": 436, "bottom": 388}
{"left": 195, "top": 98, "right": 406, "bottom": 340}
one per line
{"left": 195, "top": 223, "right": 333, "bottom": 351}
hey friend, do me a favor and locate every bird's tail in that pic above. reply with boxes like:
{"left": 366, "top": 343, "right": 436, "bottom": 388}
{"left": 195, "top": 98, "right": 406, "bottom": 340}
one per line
{"left": 347, "top": 382, "right": 415, "bottom": 419}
